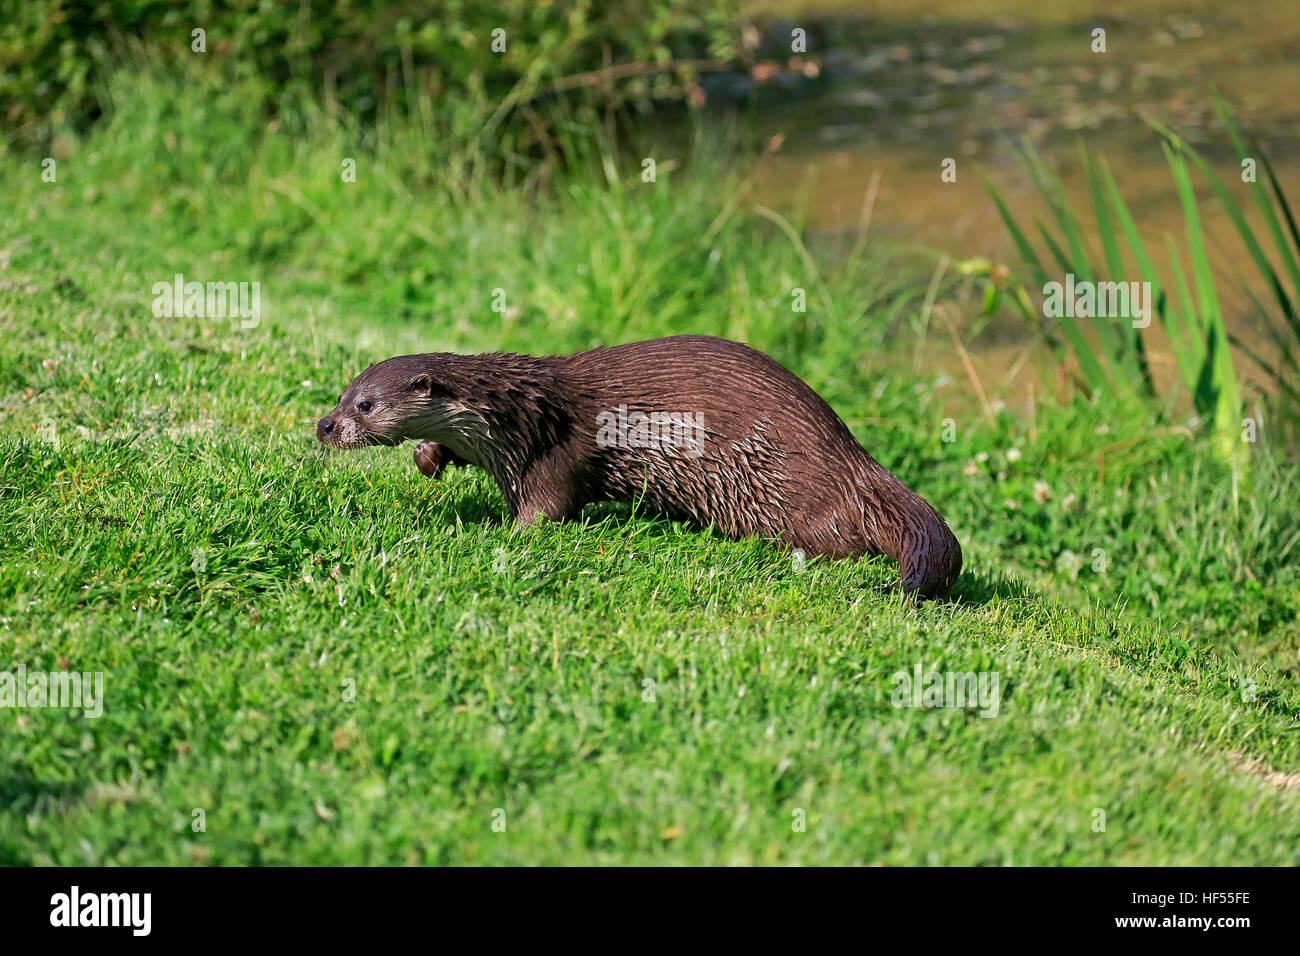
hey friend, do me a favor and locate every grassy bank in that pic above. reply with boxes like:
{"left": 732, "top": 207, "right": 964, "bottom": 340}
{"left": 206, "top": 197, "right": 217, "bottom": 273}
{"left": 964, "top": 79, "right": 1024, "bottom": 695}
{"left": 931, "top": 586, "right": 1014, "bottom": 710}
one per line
{"left": 1, "top": 70, "right": 1298, "bottom": 864}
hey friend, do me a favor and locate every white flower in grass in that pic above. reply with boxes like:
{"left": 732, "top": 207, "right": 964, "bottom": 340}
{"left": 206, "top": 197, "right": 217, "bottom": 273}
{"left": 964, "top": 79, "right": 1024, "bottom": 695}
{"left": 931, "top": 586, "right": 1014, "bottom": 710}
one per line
{"left": 1055, "top": 550, "right": 1081, "bottom": 580}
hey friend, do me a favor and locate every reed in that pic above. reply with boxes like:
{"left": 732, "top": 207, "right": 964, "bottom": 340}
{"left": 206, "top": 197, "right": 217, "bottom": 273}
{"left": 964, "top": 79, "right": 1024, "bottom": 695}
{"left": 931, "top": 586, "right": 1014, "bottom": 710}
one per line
{"left": 984, "top": 102, "right": 1300, "bottom": 461}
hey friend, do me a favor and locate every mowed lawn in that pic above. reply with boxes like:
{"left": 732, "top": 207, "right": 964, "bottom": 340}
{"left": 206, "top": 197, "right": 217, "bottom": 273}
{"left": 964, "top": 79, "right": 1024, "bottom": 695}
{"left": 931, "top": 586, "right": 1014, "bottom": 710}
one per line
{"left": 2, "top": 77, "right": 1299, "bottom": 863}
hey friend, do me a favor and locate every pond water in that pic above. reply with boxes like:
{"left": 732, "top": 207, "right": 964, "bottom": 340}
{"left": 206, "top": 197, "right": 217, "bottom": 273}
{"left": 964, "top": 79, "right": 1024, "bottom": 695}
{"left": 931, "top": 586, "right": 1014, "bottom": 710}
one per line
{"left": 707, "top": 0, "right": 1300, "bottom": 402}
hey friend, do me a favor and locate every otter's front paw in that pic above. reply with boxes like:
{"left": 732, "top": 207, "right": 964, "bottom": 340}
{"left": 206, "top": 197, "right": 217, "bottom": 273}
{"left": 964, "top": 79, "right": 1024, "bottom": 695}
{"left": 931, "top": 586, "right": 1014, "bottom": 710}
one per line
{"left": 414, "top": 441, "right": 449, "bottom": 479}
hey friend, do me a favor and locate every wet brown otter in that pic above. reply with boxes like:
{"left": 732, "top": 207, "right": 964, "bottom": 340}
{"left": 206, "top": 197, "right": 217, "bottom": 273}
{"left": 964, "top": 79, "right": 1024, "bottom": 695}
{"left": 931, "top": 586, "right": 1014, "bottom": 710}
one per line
{"left": 316, "top": 335, "right": 961, "bottom": 596}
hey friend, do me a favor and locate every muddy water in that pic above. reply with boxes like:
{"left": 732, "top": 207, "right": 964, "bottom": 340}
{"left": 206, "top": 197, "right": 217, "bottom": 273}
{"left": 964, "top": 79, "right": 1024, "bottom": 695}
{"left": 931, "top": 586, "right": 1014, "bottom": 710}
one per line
{"left": 729, "top": 0, "right": 1300, "bottom": 404}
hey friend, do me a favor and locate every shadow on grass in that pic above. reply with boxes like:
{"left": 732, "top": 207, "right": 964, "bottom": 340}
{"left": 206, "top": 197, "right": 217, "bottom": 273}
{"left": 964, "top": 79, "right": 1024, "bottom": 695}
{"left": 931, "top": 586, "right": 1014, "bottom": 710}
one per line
{"left": 941, "top": 565, "right": 1040, "bottom": 610}
{"left": 412, "top": 476, "right": 509, "bottom": 527}
{"left": 407, "top": 480, "right": 1041, "bottom": 612}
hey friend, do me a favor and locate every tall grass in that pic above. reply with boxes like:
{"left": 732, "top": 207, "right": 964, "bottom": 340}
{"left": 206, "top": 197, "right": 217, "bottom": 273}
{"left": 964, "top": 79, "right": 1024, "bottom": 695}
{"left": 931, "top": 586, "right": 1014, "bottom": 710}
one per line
{"left": 984, "top": 102, "right": 1300, "bottom": 461}
{"left": 15, "top": 65, "right": 944, "bottom": 402}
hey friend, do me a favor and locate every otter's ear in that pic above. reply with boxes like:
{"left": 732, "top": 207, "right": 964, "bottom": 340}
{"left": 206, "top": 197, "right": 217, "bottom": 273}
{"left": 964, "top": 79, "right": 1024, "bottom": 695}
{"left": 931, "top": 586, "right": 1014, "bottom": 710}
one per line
{"left": 408, "top": 374, "right": 450, "bottom": 397}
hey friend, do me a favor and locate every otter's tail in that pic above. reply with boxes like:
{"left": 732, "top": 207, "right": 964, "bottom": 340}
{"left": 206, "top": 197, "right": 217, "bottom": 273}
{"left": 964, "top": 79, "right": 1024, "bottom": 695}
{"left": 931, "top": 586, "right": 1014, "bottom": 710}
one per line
{"left": 861, "top": 467, "right": 962, "bottom": 598}
{"left": 895, "top": 505, "right": 962, "bottom": 598}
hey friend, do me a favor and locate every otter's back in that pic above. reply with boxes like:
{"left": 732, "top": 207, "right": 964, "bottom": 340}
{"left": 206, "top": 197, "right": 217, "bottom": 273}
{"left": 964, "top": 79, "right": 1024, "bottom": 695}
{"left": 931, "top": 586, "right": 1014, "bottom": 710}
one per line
{"left": 562, "top": 335, "right": 878, "bottom": 554}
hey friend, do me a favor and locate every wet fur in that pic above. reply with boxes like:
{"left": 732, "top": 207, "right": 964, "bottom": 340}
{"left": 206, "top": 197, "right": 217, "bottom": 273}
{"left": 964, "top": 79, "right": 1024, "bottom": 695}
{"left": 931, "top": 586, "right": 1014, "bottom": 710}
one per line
{"left": 318, "top": 335, "right": 962, "bottom": 596}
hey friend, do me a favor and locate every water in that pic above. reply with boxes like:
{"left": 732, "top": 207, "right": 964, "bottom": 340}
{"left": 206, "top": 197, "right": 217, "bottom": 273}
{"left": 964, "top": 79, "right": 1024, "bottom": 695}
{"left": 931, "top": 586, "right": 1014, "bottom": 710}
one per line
{"left": 713, "top": 0, "right": 1300, "bottom": 400}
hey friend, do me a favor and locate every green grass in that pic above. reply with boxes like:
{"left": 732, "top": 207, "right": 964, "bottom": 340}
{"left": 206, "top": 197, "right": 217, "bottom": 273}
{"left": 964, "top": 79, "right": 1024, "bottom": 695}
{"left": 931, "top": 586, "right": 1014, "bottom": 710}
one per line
{"left": 1, "top": 69, "right": 1299, "bottom": 865}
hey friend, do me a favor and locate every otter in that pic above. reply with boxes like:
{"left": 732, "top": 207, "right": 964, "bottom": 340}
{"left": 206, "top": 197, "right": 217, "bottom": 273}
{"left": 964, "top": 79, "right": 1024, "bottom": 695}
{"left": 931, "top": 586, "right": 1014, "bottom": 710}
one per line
{"left": 316, "top": 335, "right": 961, "bottom": 596}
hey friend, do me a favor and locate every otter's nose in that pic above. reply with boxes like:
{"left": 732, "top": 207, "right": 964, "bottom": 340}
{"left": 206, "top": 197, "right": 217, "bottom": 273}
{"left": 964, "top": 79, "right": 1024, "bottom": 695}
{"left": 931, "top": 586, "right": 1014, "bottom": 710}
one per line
{"left": 316, "top": 417, "right": 336, "bottom": 441}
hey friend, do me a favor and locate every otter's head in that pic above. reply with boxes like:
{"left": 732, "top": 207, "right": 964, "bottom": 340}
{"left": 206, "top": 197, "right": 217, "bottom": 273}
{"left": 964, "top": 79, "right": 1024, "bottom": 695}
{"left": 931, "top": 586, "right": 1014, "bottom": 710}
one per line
{"left": 316, "top": 354, "right": 472, "bottom": 450}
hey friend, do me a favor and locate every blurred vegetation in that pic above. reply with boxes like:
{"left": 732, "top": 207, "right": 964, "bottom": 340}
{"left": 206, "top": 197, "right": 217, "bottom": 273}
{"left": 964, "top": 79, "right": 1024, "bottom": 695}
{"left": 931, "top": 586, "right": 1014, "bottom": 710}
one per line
{"left": 2, "top": 0, "right": 749, "bottom": 151}
{"left": 983, "top": 102, "right": 1300, "bottom": 463}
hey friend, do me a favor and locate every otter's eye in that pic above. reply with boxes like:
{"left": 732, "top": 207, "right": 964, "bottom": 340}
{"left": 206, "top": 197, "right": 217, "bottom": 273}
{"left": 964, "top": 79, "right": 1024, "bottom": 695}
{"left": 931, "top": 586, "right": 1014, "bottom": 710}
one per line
{"left": 355, "top": 400, "right": 373, "bottom": 415}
